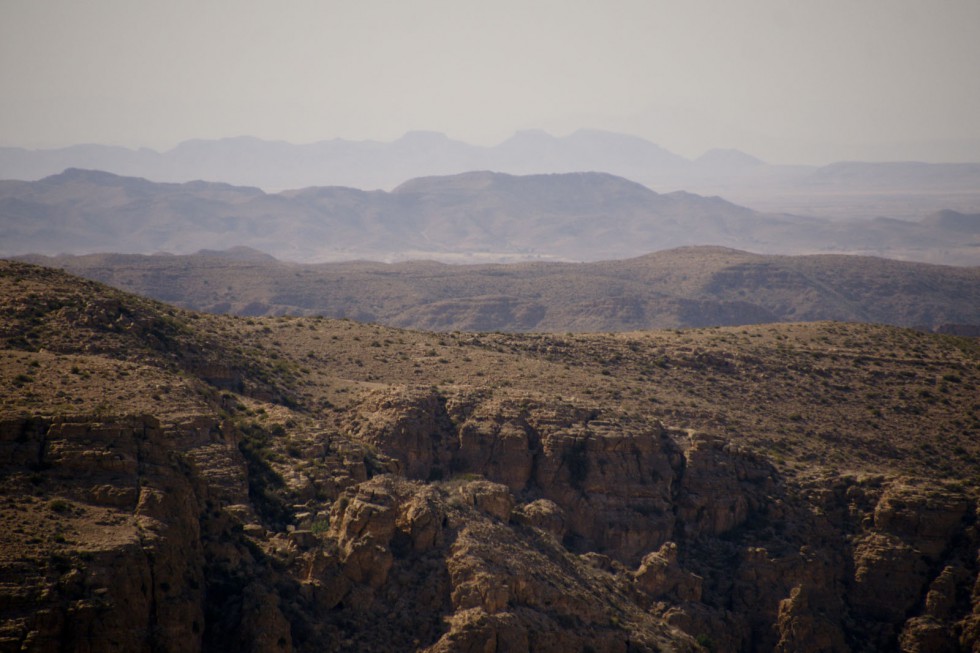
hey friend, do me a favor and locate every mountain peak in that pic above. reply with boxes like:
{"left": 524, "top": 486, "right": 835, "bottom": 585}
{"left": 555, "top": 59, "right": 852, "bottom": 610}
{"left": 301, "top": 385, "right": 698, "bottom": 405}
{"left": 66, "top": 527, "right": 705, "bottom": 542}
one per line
{"left": 391, "top": 170, "right": 503, "bottom": 193}
{"left": 41, "top": 168, "right": 137, "bottom": 186}
{"left": 390, "top": 170, "right": 656, "bottom": 197}
{"left": 695, "top": 148, "right": 765, "bottom": 168}
{"left": 395, "top": 130, "right": 454, "bottom": 144}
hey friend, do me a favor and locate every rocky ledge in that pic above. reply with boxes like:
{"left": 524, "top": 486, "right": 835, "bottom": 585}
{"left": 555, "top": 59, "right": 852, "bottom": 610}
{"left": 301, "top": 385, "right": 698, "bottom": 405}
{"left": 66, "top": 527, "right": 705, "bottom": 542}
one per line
{"left": 1, "top": 386, "right": 977, "bottom": 652}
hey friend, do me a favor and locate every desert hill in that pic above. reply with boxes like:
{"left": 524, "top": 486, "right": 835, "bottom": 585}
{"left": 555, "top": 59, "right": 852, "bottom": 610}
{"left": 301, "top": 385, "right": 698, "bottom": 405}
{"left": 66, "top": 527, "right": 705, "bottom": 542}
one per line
{"left": 2, "top": 168, "right": 978, "bottom": 264}
{"left": 1, "top": 259, "right": 979, "bottom": 651}
{"left": 26, "top": 246, "right": 980, "bottom": 332}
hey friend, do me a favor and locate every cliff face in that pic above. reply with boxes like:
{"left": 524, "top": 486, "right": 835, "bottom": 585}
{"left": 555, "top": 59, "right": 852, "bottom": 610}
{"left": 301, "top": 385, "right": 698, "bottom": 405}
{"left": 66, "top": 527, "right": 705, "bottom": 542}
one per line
{"left": 0, "top": 415, "right": 220, "bottom": 652}
{"left": 0, "top": 411, "right": 696, "bottom": 652}
{"left": 348, "top": 387, "right": 778, "bottom": 563}
{"left": 1, "top": 259, "right": 978, "bottom": 652}
{"left": 4, "top": 391, "right": 976, "bottom": 653}
{"left": 346, "top": 387, "right": 980, "bottom": 651}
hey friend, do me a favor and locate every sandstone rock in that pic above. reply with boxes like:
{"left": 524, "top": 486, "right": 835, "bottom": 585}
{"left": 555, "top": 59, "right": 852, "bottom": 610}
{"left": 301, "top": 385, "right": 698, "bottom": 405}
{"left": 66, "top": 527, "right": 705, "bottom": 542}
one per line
{"left": 3, "top": 375, "right": 977, "bottom": 653}
{"left": 232, "top": 585, "right": 293, "bottom": 653}
{"left": 348, "top": 387, "right": 454, "bottom": 480}
{"left": 774, "top": 584, "right": 848, "bottom": 653}
{"left": 395, "top": 486, "right": 445, "bottom": 552}
{"left": 660, "top": 602, "right": 750, "bottom": 653}
{"left": 872, "top": 482, "right": 971, "bottom": 560}
{"left": 633, "top": 542, "right": 702, "bottom": 603}
{"left": 961, "top": 548, "right": 980, "bottom": 651}
{"left": 675, "top": 433, "right": 775, "bottom": 539}
{"left": 923, "top": 565, "right": 971, "bottom": 619}
{"left": 350, "top": 389, "right": 686, "bottom": 564}
{"left": 330, "top": 478, "right": 399, "bottom": 588}
{"left": 439, "top": 517, "right": 699, "bottom": 653}
{"left": 512, "top": 498, "right": 566, "bottom": 540}
{"left": 532, "top": 424, "right": 680, "bottom": 563}
{"left": 424, "top": 608, "right": 514, "bottom": 653}
{"left": 851, "top": 532, "right": 930, "bottom": 624}
{"left": 288, "top": 529, "right": 317, "bottom": 549}
{"left": 451, "top": 399, "right": 537, "bottom": 493}
{"left": 453, "top": 480, "right": 514, "bottom": 521}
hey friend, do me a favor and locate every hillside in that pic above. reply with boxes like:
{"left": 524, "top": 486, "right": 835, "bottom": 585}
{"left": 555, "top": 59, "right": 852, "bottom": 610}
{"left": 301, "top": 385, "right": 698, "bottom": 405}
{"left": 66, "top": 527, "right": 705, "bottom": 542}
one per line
{"left": 26, "top": 246, "right": 980, "bottom": 332}
{"left": 1, "top": 260, "right": 979, "bottom": 652}
{"left": 2, "top": 169, "right": 978, "bottom": 265}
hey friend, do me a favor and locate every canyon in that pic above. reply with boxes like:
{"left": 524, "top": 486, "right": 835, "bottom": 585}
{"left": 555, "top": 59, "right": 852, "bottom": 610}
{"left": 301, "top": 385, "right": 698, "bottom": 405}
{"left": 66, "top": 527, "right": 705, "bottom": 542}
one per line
{"left": 1, "top": 259, "right": 978, "bottom": 651}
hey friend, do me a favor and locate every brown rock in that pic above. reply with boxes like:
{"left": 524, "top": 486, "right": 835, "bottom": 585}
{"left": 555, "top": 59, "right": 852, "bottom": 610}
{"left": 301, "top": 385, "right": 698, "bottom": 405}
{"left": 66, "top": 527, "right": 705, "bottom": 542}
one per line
{"left": 451, "top": 399, "right": 537, "bottom": 493}
{"left": 453, "top": 480, "right": 515, "bottom": 522}
{"left": 348, "top": 387, "right": 454, "bottom": 480}
{"left": 675, "top": 434, "right": 775, "bottom": 539}
{"left": 633, "top": 542, "right": 702, "bottom": 603}
{"left": 330, "top": 478, "right": 399, "bottom": 587}
{"left": 532, "top": 424, "right": 680, "bottom": 563}
{"left": 395, "top": 485, "right": 446, "bottom": 552}
{"left": 774, "top": 584, "right": 848, "bottom": 653}
{"left": 899, "top": 616, "right": 958, "bottom": 653}
{"left": 232, "top": 585, "right": 293, "bottom": 653}
{"left": 872, "top": 483, "right": 971, "bottom": 560}
{"left": 512, "top": 499, "right": 566, "bottom": 540}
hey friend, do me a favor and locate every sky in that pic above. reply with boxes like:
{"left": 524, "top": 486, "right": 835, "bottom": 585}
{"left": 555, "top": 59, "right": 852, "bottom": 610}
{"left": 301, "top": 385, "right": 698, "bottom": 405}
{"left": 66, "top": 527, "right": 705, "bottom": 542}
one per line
{"left": 2, "top": 0, "right": 979, "bottom": 164}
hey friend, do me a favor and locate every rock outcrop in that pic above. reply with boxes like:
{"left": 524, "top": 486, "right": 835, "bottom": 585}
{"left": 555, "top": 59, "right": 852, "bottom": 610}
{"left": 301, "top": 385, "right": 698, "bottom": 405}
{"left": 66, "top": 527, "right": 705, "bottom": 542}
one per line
{"left": 3, "top": 382, "right": 978, "bottom": 653}
{"left": 341, "top": 386, "right": 980, "bottom": 652}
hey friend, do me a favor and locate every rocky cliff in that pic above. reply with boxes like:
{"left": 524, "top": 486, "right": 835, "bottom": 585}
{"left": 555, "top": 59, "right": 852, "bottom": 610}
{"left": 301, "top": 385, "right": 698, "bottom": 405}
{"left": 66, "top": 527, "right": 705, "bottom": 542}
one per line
{"left": 1, "top": 259, "right": 978, "bottom": 652}
{"left": 344, "top": 386, "right": 980, "bottom": 651}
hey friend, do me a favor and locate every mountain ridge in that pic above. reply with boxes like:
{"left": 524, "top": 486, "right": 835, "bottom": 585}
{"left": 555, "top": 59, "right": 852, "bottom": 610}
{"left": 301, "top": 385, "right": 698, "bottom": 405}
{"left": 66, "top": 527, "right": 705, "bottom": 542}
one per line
{"left": 3, "top": 168, "right": 977, "bottom": 265}
{"left": 21, "top": 245, "right": 979, "bottom": 333}
{"left": 3, "top": 129, "right": 980, "bottom": 218}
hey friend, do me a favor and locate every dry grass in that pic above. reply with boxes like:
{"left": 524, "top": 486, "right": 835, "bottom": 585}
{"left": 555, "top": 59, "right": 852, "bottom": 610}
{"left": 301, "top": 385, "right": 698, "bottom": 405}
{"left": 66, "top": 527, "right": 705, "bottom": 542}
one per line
{"left": 3, "top": 258, "right": 978, "bottom": 485}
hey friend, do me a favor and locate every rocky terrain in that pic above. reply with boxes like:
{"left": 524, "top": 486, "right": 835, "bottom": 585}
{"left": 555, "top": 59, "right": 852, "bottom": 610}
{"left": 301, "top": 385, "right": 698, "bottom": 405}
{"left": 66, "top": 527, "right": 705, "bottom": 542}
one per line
{"left": 1, "top": 259, "right": 979, "bottom": 652}
{"left": 23, "top": 246, "right": 980, "bottom": 333}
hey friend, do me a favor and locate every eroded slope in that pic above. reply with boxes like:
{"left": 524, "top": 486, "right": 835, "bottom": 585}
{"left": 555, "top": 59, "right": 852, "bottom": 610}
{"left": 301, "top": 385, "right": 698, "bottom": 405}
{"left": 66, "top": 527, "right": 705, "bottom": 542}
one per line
{"left": 1, "top": 260, "right": 978, "bottom": 652}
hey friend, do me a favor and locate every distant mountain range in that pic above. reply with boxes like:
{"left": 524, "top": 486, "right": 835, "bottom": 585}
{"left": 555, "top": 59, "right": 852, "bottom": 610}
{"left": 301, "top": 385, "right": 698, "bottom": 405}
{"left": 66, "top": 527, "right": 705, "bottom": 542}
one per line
{"left": 3, "top": 130, "right": 980, "bottom": 219}
{"left": 0, "top": 129, "right": 728, "bottom": 191}
{"left": 21, "top": 246, "right": 980, "bottom": 332}
{"left": 2, "top": 168, "right": 977, "bottom": 264}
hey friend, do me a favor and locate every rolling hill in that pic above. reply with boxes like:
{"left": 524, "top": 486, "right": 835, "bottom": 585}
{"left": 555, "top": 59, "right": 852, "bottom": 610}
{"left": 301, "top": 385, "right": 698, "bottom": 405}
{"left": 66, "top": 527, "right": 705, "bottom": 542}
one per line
{"left": 24, "top": 246, "right": 980, "bottom": 333}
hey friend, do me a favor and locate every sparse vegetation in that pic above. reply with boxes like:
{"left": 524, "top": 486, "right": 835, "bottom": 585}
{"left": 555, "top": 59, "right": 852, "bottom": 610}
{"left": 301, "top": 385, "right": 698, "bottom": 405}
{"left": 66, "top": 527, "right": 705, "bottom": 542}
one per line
{"left": 20, "top": 247, "right": 979, "bottom": 333}
{"left": 1, "top": 259, "right": 978, "bottom": 653}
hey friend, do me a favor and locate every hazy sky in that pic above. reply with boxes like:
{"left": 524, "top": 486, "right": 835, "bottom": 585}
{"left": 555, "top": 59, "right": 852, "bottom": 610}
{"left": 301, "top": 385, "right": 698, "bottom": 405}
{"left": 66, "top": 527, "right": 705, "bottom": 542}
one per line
{"left": 2, "top": 0, "right": 979, "bottom": 164}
